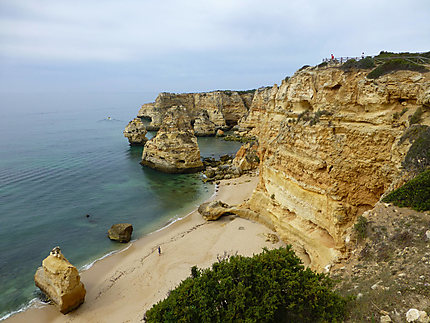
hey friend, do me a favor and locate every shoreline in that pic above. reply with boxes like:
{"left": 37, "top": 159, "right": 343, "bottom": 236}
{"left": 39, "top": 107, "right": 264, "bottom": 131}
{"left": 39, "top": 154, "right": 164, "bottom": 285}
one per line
{"left": 6, "top": 174, "right": 284, "bottom": 323}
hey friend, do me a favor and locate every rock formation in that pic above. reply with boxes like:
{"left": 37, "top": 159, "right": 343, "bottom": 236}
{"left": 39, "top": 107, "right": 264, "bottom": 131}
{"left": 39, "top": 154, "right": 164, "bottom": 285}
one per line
{"left": 235, "top": 66, "right": 430, "bottom": 270}
{"left": 137, "top": 90, "right": 254, "bottom": 132}
{"left": 141, "top": 106, "right": 204, "bottom": 173}
{"left": 108, "top": 223, "right": 133, "bottom": 243}
{"left": 34, "top": 247, "right": 86, "bottom": 314}
{"left": 198, "top": 200, "right": 235, "bottom": 221}
{"left": 123, "top": 118, "right": 148, "bottom": 145}
{"left": 193, "top": 110, "right": 216, "bottom": 136}
{"left": 232, "top": 142, "right": 259, "bottom": 173}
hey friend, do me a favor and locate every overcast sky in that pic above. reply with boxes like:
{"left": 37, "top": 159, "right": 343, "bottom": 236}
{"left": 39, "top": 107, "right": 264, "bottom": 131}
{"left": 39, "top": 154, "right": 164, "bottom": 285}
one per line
{"left": 0, "top": 0, "right": 429, "bottom": 94}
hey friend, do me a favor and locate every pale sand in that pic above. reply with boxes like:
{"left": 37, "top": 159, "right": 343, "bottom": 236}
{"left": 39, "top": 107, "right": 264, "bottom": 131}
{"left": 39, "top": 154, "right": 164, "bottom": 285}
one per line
{"left": 7, "top": 174, "right": 284, "bottom": 323}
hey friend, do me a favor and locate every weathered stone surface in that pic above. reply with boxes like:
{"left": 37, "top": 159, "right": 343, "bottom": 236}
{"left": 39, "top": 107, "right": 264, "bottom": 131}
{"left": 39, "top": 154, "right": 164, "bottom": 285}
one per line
{"left": 233, "top": 142, "right": 259, "bottom": 172}
{"left": 34, "top": 247, "right": 86, "bottom": 314}
{"left": 193, "top": 110, "right": 216, "bottom": 136}
{"left": 108, "top": 223, "right": 133, "bottom": 243}
{"left": 238, "top": 68, "right": 430, "bottom": 270}
{"left": 141, "top": 106, "right": 204, "bottom": 173}
{"left": 123, "top": 118, "right": 147, "bottom": 145}
{"left": 135, "top": 90, "right": 254, "bottom": 134}
{"left": 406, "top": 309, "right": 430, "bottom": 322}
{"left": 198, "top": 200, "right": 235, "bottom": 221}
{"left": 216, "top": 129, "right": 225, "bottom": 137}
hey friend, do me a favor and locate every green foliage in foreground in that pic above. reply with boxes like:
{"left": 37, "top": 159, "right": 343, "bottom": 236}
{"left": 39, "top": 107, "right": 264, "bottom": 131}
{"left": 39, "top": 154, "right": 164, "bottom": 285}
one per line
{"left": 382, "top": 169, "right": 430, "bottom": 211}
{"left": 145, "top": 246, "right": 348, "bottom": 322}
{"left": 401, "top": 125, "right": 430, "bottom": 173}
{"left": 367, "top": 58, "right": 428, "bottom": 79}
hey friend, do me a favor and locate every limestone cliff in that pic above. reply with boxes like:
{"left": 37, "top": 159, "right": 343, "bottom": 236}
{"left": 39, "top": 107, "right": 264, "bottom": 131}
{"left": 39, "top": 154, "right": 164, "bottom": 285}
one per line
{"left": 34, "top": 248, "right": 86, "bottom": 314}
{"left": 238, "top": 66, "right": 430, "bottom": 270}
{"left": 141, "top": 106, "right": 204, "bottom": 173}
{"left": 123, "top": 118, "right": 147, "bottom": 145}
{"left": 138, "top": 91, "right": 254, "bottom": 133}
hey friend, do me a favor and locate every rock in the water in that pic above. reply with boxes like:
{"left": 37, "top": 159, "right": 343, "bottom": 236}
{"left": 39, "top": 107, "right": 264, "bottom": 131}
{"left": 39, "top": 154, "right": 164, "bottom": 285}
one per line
{"left": 141, "top": 106, "right": 204, "bottom": 173}
{"left": 216, "top": 129, "right": 225, "bottom": 137}
{"left": 108, "top": 223, "right": 133, "bottom": 243}
{"left": 198, "top": 200, "right": 235, "bottom": 221}
{"left": 34, "top": 247, "right": 86, "bottom": 314}
{"left": 193, "top": 110, "right": 216, "bottom": 136}
{"left": 123, "top": 118, "right": 148, "bottom": 145}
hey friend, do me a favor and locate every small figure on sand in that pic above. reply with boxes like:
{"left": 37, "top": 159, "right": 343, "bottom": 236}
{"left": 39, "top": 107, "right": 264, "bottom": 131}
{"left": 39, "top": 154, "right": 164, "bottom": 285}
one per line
{"left": 158, "top": 246, "right": 161, "bottom": 255}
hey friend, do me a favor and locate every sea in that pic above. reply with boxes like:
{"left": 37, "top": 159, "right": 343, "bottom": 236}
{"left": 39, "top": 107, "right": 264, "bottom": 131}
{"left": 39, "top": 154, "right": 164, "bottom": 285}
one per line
{"left": 0, "top": 91, "right": 242, "bottom": 320}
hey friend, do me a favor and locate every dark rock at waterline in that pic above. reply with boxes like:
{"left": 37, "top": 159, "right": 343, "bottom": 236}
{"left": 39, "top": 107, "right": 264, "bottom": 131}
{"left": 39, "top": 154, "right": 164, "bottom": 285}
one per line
{"left": 108, "top": 223, "right": 133, "bottom": 243}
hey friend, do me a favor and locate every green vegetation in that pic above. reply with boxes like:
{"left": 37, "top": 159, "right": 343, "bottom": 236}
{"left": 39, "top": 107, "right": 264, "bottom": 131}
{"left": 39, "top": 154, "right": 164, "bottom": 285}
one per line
{"left": 375, "top": 51, "right": 430, "bottom": 59}
{"left": 366, "top": 58, "right": 428, "bottom": 79}
{"left": 318, "top": 61, "right": 328, "bottom": 68}
{"left": 310, "top": 109, "right": 333, "bottom": 126}
{"left": 400, "top": 125, "right": 430, "bottom": 172}
{"left": 354, "top": 215, "right": 368, "bottom": 239}
{"left": 145, "top": 246, "right": 349, "bottom": 322}
{"left": 409, "top": 107, "right": 423, "bottom": 125}
{"left": 382, "top": 169, "right": 430, "bottom": 211}
{"left": 340, "top": 57, "right": 375, "bottom": 71}
{"left": 299, "top": 65, "right": 311, "bottom": 71}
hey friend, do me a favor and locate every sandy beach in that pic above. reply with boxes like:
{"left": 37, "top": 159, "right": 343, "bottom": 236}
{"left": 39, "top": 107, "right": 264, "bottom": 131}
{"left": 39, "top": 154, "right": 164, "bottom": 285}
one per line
{"left": 7, "top": 174, "right": 284, "bottom": 323}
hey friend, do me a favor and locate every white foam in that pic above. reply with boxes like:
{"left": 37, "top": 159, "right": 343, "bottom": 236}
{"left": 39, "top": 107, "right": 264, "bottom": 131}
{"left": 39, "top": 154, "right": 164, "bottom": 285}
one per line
{"left": 0, "top": 298, "right": 45, "bottom": 321}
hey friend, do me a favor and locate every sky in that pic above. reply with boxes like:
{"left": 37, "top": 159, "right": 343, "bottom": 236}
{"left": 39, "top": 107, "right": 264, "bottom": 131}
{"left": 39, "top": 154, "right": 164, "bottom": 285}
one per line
{"left": 0, "top": 0, "right": 429, "bottom": 94}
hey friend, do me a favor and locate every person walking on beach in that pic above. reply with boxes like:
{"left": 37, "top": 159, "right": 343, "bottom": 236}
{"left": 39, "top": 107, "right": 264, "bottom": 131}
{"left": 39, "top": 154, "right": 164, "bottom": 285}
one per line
{"left": 158, "top": 246, "right": 161, "bottom": 255}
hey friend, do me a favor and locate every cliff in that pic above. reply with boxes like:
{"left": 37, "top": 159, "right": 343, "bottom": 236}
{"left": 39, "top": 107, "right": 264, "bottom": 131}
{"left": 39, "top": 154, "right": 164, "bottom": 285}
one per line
{"left": 141, "top": 106, "right": 204, "bottom": 173}
{"left": 238, "top": 66, "right": 430, "bottom": 270}
{"left": 138, "top": 91, "right": 254, "bottom": 132}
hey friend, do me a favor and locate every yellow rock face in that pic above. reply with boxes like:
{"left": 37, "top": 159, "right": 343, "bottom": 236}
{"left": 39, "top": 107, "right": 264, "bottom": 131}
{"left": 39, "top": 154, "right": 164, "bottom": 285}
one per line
{"left": 239, "top": 67, "right": 430, "bottom": 270}
{"left": 34, "top": 250, "right": 86, "bottom": 314}
{"left": 141, "top": 106, "right": 204, "bottom": 173}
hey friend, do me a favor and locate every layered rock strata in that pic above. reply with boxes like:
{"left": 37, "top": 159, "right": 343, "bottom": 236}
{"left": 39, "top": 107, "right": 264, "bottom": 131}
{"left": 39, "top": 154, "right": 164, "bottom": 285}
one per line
{"left": 141, "top": 106, "right": 204, "bottom": 173}
{"left": 123, "top": 118, "right": 147, "bottom": 145}
{"left": 193, "top": 110, "right": 216, "bottom": 136}
{"left": 237, "top": 67, "right": 430, "bottom": 270}
{"left": 137, "top": 91, "right": 254, "bottom": 132}
{"left": 34, "top": 247, "right": 86, "bottom": 314}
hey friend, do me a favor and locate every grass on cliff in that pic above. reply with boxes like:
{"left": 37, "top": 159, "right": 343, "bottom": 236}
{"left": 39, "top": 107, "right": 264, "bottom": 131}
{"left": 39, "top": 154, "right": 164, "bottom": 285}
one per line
{"left": 367, "top": 58, "right": 428, "bottom": 79}
{"left": 144, "top": 246, "right": 349, "bottom": 322}
{"left": 382, "top": 169, "right": 430, "bottom": 211}
{"left": 399, "top": 125, "right": 430, "bottom": 173}
{"left": 340, "top": 57, "right": 376, "bottom": 71}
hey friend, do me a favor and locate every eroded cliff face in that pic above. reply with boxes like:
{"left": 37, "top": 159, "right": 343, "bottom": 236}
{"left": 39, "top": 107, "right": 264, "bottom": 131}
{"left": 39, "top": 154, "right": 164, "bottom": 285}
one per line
{"left": 138, "top": 91, "right": 253, "bottom": 132}
{"left": 239, "top": 67, "right": 430, "bottom": 270}
{"left": 141, "top": 106, "right": 204, "bottom": 173}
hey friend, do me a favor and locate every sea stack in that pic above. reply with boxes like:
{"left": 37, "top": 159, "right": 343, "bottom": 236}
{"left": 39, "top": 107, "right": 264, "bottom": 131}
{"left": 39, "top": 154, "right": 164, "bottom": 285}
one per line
{"left": 123, "top": 117, "right": 148, "bottom": 145}
{"left": 141, "top": 105, "right": 204, "bottom": 173}
{"left": 34, "top": 247, "right": 86, "bottom": 314}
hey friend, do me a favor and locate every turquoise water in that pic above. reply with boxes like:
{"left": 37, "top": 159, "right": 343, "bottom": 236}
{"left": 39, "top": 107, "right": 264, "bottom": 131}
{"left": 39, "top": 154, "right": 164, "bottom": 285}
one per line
{"left": 0, "top": 92, "right": 242, "bottom": 319}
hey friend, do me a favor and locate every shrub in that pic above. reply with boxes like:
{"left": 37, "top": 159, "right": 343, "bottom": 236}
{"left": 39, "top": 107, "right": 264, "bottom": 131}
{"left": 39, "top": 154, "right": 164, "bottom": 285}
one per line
{"left": 145, "top": 246, "right": 348, "bottom": 322}
{"left": 367, "top": 58, "right": 428, "bottom": 79}
{"left": 354, "top": 215, "right": 368, "bottom": 239}
{"left": 409, "top": 107, "right": 423, "bottom": 125}
{"left": 382, "top": 169, "right": 430, "bottom": 211}
{"left": 401, "top": 125, "right": 430, "bottom": 172}
{"left": 340, "top": 57, "right": 375, "bottom": 71}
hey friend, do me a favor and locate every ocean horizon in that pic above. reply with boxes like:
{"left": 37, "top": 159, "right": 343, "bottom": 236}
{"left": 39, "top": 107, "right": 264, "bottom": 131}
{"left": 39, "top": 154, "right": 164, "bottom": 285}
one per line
{"left": 0, "top": 91, "right": 242, "bottom": 320}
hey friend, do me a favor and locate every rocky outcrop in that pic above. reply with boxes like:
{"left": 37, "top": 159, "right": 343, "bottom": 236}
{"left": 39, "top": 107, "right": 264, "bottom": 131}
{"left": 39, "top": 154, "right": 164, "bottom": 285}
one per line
{"left": 193, "top": 110, "right": 216, "bottom": 136}
{"left": 34, "top": 247, "right": 86, "bottom": 314}
{"left": 108, "top": 223, "right": 133, "bottom": 243}
{"left": 137, "top": 91, "right": 254, "bottom": 132}
{"left": 232, "top": 142, "right": 259, "bottom": 173}
{"left": 237, "top": 67, "right": 430, "bottom": 270}
{"left": 141, "top": 106, "right": 204, "bottom": 173}
{"left": 198, "top": 200, "right": 235, "bottom": 220}
{"left": 123, "top": 118, "right": 147, "bottom": 145}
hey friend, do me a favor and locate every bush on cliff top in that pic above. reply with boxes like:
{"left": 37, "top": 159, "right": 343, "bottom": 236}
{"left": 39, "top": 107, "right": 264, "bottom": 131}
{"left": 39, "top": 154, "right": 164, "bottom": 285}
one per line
{"left": 382, "top": 169, "right": 430, "bottom": 212}
{"left": 144, "top": 246, "right": 348, "bottom": 322}
{"left": 367, "top": 58, "right": 428, "bottom": 79}
{"left": 340, "top": 57, "right": 375, "bottom": 71}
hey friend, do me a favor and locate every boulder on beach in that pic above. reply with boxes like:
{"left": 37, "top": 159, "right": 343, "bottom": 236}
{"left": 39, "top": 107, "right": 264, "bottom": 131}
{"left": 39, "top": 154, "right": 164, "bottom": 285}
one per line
{"left": 108, "top": 223, "right": 133, "bottom": 243}
{"left": 198, "top": 200, "right": 236, "bottom": 221}
{"left": 34, "top": 247, "right": 86, "bottom": 314}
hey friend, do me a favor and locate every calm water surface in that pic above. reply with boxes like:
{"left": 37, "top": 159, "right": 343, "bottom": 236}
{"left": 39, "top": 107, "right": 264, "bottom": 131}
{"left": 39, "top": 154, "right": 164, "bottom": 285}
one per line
{"left": 0, "top": 92, "right": 242, "bottom": 319}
